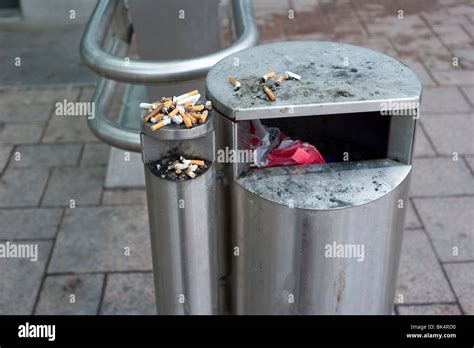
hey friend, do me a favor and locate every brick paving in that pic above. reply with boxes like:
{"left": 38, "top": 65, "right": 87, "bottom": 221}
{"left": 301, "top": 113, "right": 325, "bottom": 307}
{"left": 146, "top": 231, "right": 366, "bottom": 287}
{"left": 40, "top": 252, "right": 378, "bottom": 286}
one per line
{"left": 0, "top": 0, "right": 472, "bottom": 315}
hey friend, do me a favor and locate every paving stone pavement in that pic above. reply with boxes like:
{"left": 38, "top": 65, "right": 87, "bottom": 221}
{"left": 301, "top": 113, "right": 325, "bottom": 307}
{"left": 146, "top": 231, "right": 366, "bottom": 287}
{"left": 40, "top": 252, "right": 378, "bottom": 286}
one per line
{"left": 0, "top": 0, "right": 472, "bottom": 315}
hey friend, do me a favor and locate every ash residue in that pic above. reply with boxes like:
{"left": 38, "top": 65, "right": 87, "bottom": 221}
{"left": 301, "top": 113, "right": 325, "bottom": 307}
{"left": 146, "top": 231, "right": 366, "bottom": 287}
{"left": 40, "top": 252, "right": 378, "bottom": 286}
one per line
{"left": 232, "top": 75, "right": 302, "bottom": 104}
{"left": 148, "top": 156, "right": 211, "bottom": 181}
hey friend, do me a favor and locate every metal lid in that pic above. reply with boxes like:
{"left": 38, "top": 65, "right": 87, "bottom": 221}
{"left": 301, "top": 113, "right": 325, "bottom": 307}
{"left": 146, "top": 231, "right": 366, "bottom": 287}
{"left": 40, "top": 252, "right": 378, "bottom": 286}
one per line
{"left": 206, "top": 41, "right": 422, "bottom": 120}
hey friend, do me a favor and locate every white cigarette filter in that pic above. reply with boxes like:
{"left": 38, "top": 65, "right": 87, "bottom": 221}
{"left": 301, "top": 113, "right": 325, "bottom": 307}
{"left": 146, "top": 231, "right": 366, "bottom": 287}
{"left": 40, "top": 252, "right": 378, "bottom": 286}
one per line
{"left": 171, "top": 114, "right": 183, "bottom": 124}
{"left": 176, "top": 89, "right": 199, "bottom": 101}
{"left": 139, "top": 102, "right": 157, "bottom": 110}
{"left": 177, "top": 94, "right": 201, "bottom": 106}
{"left": 285, "top": 71, "right": 301, "bottom": 80}
{"left": 174, "top": 162, "right": 189, "bottom": 170}
{"left": 188, "top": 164, "right": 198, "bottom": 172}
{"left": 205, "top": 101, "right": 213, "bottom": 110}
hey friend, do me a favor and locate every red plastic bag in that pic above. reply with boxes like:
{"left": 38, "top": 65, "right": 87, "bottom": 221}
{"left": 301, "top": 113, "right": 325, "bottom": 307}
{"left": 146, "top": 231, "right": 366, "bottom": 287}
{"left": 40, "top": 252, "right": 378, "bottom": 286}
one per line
{"left": 250, "top": 120, "right": 325, "bottom": 168}
{"left": 266, "top": 140, "right": 325, "bottom": 167}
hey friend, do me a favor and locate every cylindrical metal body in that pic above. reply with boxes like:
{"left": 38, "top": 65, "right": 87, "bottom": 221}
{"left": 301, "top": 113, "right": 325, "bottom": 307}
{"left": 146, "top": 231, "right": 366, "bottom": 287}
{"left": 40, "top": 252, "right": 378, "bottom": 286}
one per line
{"left": 231, "top": 172, "right": 411, "bottom": 315}
{"left": 145, "top": 163, "right": 218, "bottom": 314}
{"left": 141, "top": 117, "right": 219, "bottom": 314}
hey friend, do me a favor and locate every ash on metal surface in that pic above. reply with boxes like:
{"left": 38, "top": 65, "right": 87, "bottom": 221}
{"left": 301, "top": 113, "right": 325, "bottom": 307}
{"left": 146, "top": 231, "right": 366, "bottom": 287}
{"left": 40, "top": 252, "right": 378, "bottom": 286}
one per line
{"left": 147, "top": 156, "right": 211, "bottom": 181}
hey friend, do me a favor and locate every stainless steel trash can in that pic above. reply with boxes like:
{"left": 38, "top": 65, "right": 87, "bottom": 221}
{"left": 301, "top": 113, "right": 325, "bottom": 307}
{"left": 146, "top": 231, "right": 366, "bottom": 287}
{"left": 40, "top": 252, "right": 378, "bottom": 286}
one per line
{"left": 206, "top": 41, "right": 422, "bottom": 314}
{"left": 141, "top": 115, "right": 218, "bottom": 314}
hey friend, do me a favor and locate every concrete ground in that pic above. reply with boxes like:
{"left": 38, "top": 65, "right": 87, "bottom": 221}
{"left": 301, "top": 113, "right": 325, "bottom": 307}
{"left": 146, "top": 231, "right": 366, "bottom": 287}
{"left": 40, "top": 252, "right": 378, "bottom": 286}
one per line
{"left": 0, "top": 0, "right": 473, "bottom": 315}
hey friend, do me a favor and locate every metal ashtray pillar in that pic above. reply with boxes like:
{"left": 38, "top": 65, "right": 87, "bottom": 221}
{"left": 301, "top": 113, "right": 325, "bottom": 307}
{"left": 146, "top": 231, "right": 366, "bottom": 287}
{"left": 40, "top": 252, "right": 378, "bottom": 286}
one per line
{"left": 140, "top": 103, "right": 218, "bottom": 315}
{"left": 206, "top": 41, "right": 422, "bottom": 314}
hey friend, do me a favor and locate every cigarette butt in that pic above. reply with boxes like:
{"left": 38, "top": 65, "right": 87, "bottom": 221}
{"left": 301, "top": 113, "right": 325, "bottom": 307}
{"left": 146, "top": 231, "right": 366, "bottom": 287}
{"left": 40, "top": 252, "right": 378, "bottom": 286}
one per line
{"left": 188, "top": 164, "right": 198, "bottom": 172}
{"left": 205, "top": 101, "right": 212, "bottom": 110}
{"left": 150, "top": 113, "right": 165, "bottom": 123}
{"left": 171, "top": 114, "right": 183, "bottom": 124}
{"left": 177, "top": 106, "right": 186, "bottom": 118}
{"left": 187, "top": 113, "right": 197, "bottom": 124}
{"left": 190, "top": 112, "right": 202, "bottom": 120}
{"left": 262, "top": 71, "right": 275, "bottom": 82}
{"left": 139, "top": 102, "right": 156, "bottom": 110}
{"left": 164, "top": 99, "right": 173, "bottom": 109}
{"left": 151, "top": 117, "right": 171, "bottom": 131}
{"left": 185, "top": 168, "right": 196, "bottom": 178}
{"left": 174, "top": 162, "right": 189, "bottom": 170}
{"left": 168, "top": 107, "right": 180, "bottom": 117}
{"left": 276, "top": 75, "right": 284, "bottom": 86}
{"left": 143, "top": 104, "right": 164, "bottom": 122}
{"left": 191, "top": 105, "right": 204, "bottom": 112}
{"left": 285, "top": 71, "right": 301, "bottom": 80}
{"left": 143, "top": 113, "right": 153, "bottom": 123}
{"left": 177, "top": 89, "right": 199, "bottom": 100}
{"left": 190, "top": 160, "right": 205, "bottom": 166}
{"left": 262, "top": 85, "right": 276, "bottom": 101}
{"left": 182, "top": 114, "right": 192, "bottom": 128}
{"left": 177, "top": 94, "right": 200, "bottom": 106}
{"left": 184, "top": 102, "right": 192, "bottom": 108}
{"left": 175, "top": 169, "right": 182, "bottom": 174}
{"left": 228, "top": 76, "right": 241, "bottom": 91}
{"left": 199, "top": 110, "right": 209, "bottom": 123}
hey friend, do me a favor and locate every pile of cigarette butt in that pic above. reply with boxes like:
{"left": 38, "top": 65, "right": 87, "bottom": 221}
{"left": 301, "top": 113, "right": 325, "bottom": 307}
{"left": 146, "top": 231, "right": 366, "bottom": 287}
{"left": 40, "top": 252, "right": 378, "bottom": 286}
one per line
{"left": 228, "top": 71, "right": 301, "bottom": 102}
{"left": 140, "top": 90, "right": 212, "bottom": 131}
{"left": 150, "top": 156, "right": 211, "bottom": 181}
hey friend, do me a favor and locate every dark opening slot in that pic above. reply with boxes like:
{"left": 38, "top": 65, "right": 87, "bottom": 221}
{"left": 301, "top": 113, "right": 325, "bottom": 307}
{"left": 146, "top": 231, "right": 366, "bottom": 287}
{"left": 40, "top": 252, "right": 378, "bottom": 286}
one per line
{"left": 261, "top": 111, "right": 390, "bottom": 163}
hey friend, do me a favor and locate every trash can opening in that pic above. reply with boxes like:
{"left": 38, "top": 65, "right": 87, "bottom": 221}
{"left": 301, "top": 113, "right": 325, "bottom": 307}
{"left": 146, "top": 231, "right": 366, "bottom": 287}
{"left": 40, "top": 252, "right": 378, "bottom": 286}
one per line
{"left": 147, "top": 156, "right": 212, "bottom": 181}
{"left": 259, "top": 111, "right": 391, "bottom": 164}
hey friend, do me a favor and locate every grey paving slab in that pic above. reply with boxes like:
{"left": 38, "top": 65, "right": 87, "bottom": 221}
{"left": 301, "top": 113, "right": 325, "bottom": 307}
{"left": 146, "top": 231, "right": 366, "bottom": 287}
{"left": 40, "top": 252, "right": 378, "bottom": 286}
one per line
{"left": 461, "top": 86, "right": 474, "bottom": 105}
{"left": 78, "top": 86, "right": 96, "bottom": 102}
{"left": 0, "top": 208, "right": 62, "bottom": 239}
{"left": 0, "top": 103, "right": 52, "bottom": 123}
{"left": 431, "top": 69, "right": 474, "bottom": 86}
{"left": 48, "top": 206, "right": 152, "bottom": 273}
{"left": 398, "top": 304, "right": 461, "bottom": 315}
{"left": 444, "top": 262, "right": 474, "bottom": 314}
{"left": 405, "top": 201, "right": 422, "bottom": 229}
{"left": 0, "top": 88, "right": 80, "bottom": 104}
{"left": 42, "top": 116, "right": 98, "bottom": 144}
{"left": 81, "top": 143, "right": 109, "bottom": 166}
{"left": 35, "top": 274, "right": 104, "bottom": 315}
{"left": 410, "top": 157, "right": 474, "bottom": 196}
{"left": 0, "top": 168, "right": 49, "bottom": 208}
{"left": 102, "top": 189, "right": 147, "bottom": 206}
{"left": 421, "top": 114, "right": 474, "bottom": 155}
{"left": 413, "top": 197, "right": 474, "bottom": 262}
{"left": 414, "top": 126, "right": 436, "bottom": 157}
{"left": 0, "top": 123, "right": 43, "bottom": 144}
{"left": 0, "top": 22, "right": 95, "bottom": 86}
{"left": 465, "top": 155, "right": 474, "bottom": 173}
{"left": 0, "top": 241, "right": 52, "bottom": 314}
{"left": 42, "top": 166, "right": 105, "bottom": 207}
{"left": 396, "top": 229, "right": 455, "bottom": 303}
{"left": 0, "top": 145, "right": 13, "bottom": 172}
{"left": 100, "top": 272, "right": 156, "bottom": 315}
{"left": 9, "top": 144, "right": 81, "bottom": 168}
{"left": 421, "top": 87, "right": 471, "bottom": 114}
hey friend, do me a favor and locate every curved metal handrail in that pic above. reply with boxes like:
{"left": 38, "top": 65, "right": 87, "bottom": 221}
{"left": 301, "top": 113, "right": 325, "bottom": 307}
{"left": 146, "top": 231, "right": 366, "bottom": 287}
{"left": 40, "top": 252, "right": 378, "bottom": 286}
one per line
{"left": 81, "top": 0, "right": 258, "bottom": 151}
{"left": 80, "top": 0, "right": 259, "bottom": 83}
